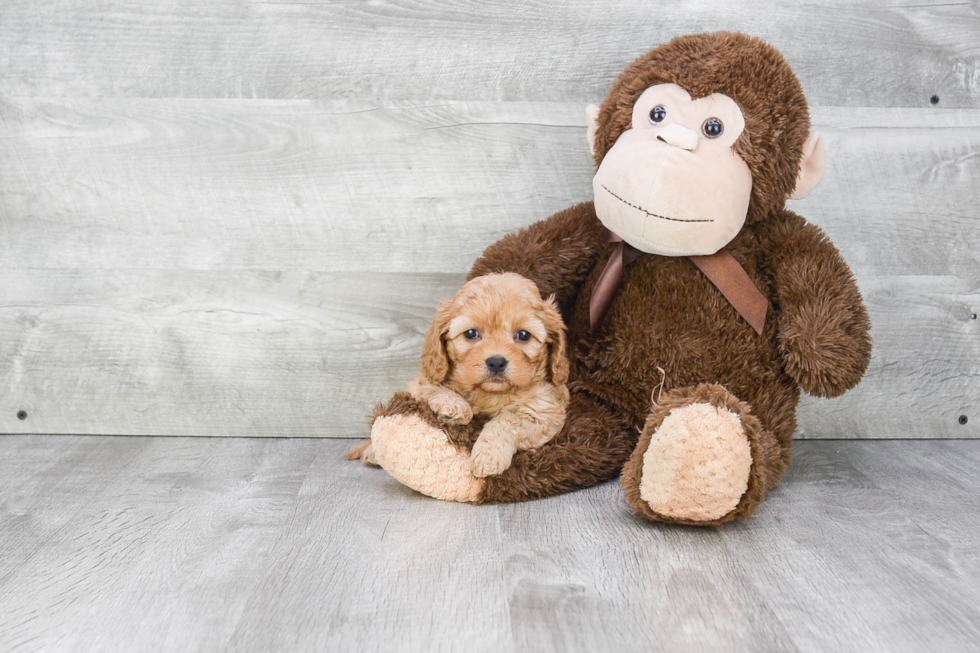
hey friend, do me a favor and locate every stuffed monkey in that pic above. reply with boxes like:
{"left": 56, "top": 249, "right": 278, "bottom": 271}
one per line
{"left": 364, "top": 32, "right": 872, "bottom": 526}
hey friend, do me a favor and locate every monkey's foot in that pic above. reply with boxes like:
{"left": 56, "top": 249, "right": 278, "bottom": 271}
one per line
{"left": 370, "top": 413, "right": 484, "bottom": 503}
{"left": 621, "top": 383, "right": 783, "bottom": 526}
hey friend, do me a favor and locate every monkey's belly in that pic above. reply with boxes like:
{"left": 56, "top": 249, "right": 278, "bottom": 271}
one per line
{"left": 567, "top": 254, "right": 796, "bottom": 437}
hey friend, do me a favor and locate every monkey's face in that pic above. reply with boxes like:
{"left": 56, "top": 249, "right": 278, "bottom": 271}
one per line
{"left": 592, "top": 83, "right": 753, "bottom": 257}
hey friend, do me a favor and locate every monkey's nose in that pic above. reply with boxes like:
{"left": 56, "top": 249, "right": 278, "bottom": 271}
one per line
{"left": 485, "top": 356, "right": 508, "bottom": 374}
{"left": 656, "top": 123, "right": 699, "bottom": 151}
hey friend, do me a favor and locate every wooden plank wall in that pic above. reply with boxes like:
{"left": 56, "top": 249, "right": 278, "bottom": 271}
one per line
{"left": 1, "top": 0, "right": 977, "bottom": 438}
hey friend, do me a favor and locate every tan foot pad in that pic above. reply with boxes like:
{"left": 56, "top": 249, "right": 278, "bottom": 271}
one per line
{"left": 639, "top": 402, "right": 752, "bottom": 522}
{"left": 371, "top": 414, "right": 484, "bottom": 503}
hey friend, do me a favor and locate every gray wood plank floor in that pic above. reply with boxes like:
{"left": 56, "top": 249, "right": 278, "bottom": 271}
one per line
{"left": 1, "top": 436, "right": 978, "bottom": 652}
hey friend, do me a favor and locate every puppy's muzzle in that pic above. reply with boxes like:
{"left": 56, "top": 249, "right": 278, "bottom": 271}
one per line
{"left": 485, "top": 356, "right": 508, "bottom": 375}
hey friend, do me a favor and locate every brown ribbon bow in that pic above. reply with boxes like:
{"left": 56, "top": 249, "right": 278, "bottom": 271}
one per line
{"left": 589, "top": 230, "right": 768, "bottom": 335}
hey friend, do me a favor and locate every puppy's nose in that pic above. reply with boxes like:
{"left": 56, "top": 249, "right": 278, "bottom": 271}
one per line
{"left": 485, "top": 356, "right": 508, "bottom": 374}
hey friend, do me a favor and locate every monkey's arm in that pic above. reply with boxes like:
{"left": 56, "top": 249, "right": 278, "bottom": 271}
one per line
{"left": 762, "top": 211, "right": 873, "bottom": 398}
{"left": 468, "top": 202, "right": 606, "bottom": 309}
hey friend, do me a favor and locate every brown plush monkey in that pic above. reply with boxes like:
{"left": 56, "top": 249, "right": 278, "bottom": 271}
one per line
{"left": 364, "top": 32, "right": 872, "bottom": 525}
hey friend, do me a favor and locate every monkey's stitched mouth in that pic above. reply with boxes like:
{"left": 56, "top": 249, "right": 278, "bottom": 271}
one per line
{"left": 601, "top": 184, "right": 715, "bottom": 223}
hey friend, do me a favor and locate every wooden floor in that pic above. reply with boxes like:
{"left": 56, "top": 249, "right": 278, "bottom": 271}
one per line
{"left": 1, "top": 437, "right": 978, "bottom": 652}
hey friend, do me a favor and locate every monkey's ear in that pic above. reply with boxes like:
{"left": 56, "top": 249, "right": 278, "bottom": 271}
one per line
{"left": 789, "top": 132, "right": 825, "bottom": 200}
{"left": 586, "top": 104, "right": 601, "bottom": 157}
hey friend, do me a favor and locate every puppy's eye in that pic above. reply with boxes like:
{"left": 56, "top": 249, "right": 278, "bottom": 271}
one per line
{"left": 649, "top": 105, "right": 667, "bottom": 124}
{"left": 515, "top": 330, "right": 531, "bottom": 342}
{"left": 464, "top": 329, "right": 480, "bottom": 340}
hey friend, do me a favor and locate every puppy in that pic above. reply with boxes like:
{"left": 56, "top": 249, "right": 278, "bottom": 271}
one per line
{"left": 346, "top": 272, "right": 569, "bottom": 478}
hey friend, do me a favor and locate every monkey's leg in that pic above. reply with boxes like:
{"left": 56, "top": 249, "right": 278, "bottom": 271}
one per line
{"left": 371, "top": 391, "right": 636, "bottom": 504}
{"left": 478, "top": 391, "right": 636, "bottom": 503}
{"left": 369, "top": 392, "right": 485, "bottom": 502}
{"left": 620, "top": 383, "right": 787, "bottom": 526}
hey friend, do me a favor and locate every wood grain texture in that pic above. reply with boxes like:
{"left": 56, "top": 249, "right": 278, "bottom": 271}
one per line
{"left": 2, "top": 100, "right": 978, "bottom": 274}
{"left": 0, "top": 269, "right": 463, "bottom": 436}
{"left": 0, "top": 268, "right": 975, "bottom": 438}
{"left": 2, "top": 100, "right": 976, "bottom": 437}
{"left": 1, "top": 436, "right": 979, "bottom": 652}
{"left": 0, "top": 97, "right": 587, "bottom": 274}
{"left": 1, "top": 0, "right": 979, "bottom": 108}
{"left": 2, "top": 2, "right": 978, "bottom": 438}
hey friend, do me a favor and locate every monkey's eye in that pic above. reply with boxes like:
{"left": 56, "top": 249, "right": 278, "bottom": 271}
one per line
{"left": 464, "top": 329, "right": 480, "bottom": 340}
{"left": 702, "top": 118, "right": 724, "bottom": 139}
{"left": 515, "top": 330, "right": 531, "bottom": 342}
{"left": 649, "top": 105, "right": 667, "bottom": 124}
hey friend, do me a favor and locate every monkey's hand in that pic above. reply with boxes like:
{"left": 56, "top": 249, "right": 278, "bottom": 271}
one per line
{"left": 779, "top": 301, "right": 872, "bottom": 397}
{"left": 467, "top": 203, "right": 606, "bottom": 309}
{"left": 769, "top": 219, "right": 872, "bottom": 398}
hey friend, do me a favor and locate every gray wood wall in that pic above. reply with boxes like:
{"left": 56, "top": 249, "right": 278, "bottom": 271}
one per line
{"left": 1, "top": 0, "right": 977, "bottom": 438}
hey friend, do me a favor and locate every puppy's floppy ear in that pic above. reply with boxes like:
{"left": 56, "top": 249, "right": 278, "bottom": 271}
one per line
{"left": 541, "top": 295, "right": 569, "bottom": 386}
{"left": 420, "top": 299, "right": 453, "bottom": 384}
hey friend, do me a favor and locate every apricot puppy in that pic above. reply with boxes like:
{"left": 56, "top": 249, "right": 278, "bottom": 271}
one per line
{"left": 347, "top": 273, "right": 569, "bottom": 477}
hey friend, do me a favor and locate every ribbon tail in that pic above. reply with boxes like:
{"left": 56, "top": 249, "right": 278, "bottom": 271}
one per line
{"left": 688, "top": 251, "right": 768, "bottom": 335}
{"left": 589, "top": 241, "right": 626, "bottom": 334}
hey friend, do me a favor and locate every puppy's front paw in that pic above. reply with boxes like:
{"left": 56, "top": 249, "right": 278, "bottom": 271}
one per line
{"left": 428, "top": 394, "right": 473, "bottom": 425}
{"left": 470, "top": 439, "right": 514, "bottom": 478}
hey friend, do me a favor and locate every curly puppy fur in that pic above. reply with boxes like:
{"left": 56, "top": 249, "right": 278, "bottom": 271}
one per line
{"left": 353, "top": 273, "right": 570, "bottom": 477}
